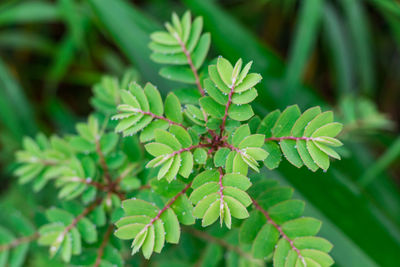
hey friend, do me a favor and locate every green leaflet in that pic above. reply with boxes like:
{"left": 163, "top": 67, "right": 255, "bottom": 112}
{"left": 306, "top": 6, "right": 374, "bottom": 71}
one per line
{"left": 38, "top": 207, "right": 98, "bottom": 262}
{"left": 149, "top": 11, "right": 210, "bottom": 85}
{"left": 225, "top": 125, "right": 268, "bottom": 174}
{"left": 113, "top": 82, "right": 169, "bottom": 138}
{"left": 116, "top": 198, "right": 186, "bottom": 258}
{"left": 9, "top": 9, "right": 344, "bottom": 265}
{"left": 259, "top": 105, "right": 343, "bottom": 171}
{"left": 145, "top": 128, "right": 194, "bottom": 180}
{"left": 189, "top": 170, "right": 252, "bottom": 228}
{"left": 242, "top": 180, "right": 333, "bottom": 266}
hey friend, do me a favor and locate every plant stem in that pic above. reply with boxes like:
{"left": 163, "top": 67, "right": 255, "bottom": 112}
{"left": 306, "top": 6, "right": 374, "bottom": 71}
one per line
{"left": 95, "top": 137, "right": 112, "bottom": 185}
{"left": 54, "top": 197, "right": 103, "bottom": 251}
{"left": 252, "top": 198, "right": 306, "bottom": 265}
{"left": 131, "top": 109, "right": 185, "bottom": 128}
{"left": 0, "top": 232, "right": 39, "bottom": 251}
{"left": 185, "top": 227, "right": 263, "bottom": 265}
{"left": 141, "top": 182, "right": 192, "bottom": 233}
{"left": 265, "top": 136, "right": 315, "bottom": 141}
{"left": 174, "top": 33, "right": 205, "bottom": 96}
{"left": 94, "top": 224, "right": 114, "bottom": 267}
{"left": 220, "top": 83, "right": 236, "bottom": 136}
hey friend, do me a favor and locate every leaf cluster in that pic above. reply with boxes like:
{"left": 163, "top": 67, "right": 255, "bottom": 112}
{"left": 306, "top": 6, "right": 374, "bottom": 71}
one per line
{"left": 7, "top": 11, "right": 345, "bottom": 267}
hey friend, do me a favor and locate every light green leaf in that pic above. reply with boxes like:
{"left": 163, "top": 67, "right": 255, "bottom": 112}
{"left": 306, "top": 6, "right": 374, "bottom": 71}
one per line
{"left": 231, "top": 88, "right": 258, "bottom": 104}
{"left": 193, "top": 148, "right": 207, "bottom": 164}
{"left": 272, "top": 105, "right": 301, "bottom": 137}
{"left": 179, "top": 151, "right": 193, "bottom": 178}
{"left": 228, "top": 104, "right": 254, "bottom": 121}
{"left": 291, "top": 106, "right": 321, "bottom": 137}
{"left": 280, "top": 140, "right": 303, "bottom": 168}
{"left": 144, "top": 83, "right": 163, "bottom": 116}
{"left": 297, "top": 140, "right": 319, "bottom": 172}
{"left": 217, "top": 57, "right": 233, "bottom": 87}
{"left": 169, "top": 125, "right": 192, "bottom": 148}
{"left": 234, "top": 73, "right": 262, "bottom": 93}
{"left": 214, "top": 148, "right": 230, "bottom": 167}
{"left": 164, "top": 93, "right": 183, "bottom": 123}
{"left": 252, "top": 223, "right": 279, "bottom": 259}
{"left": 142, "top": 225, "right": 155, "bottom": 259}
{"left": 155, "top": 129, "right": 182, "bottom": 151}
{"left": 281, "top": 217, "right": 321, "bottom": 239}
{"left": 160, "top": 66, "right": 196, "bottom": 84}
{"left": 311, "top": 122, "right": 343, "bottom": 138}
{"left": 224, "top": 196, "right": 249, "bottom": 219}
{"left": 304, "top": 111, "right": 333, "bottom": 137}
{"left": 209, "top": 64, "right": 230, "bottom": 94}
{"left": 202, "top": 200, "right": 220, "bottom": 227}
{"left": 150, "top": 31, "right": 178, "bottom": 45}
{"left": 199, "top": 96, "right": 224, "bottom": 118}
{"left": 307, "top": 141, "right": 330, "bottom": 170}
{"left": 238, "top": 134, "right": 265, "bottom": 149}
{"left": 160, "top": 209, "right": 180, "bottom": 244}
{"left": 192, "top": 33, "right": 210, "bottom": 69}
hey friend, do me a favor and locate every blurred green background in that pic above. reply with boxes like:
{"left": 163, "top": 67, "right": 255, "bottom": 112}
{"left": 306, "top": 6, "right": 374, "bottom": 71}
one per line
{"left": 0, "top": 0, "right": 399, "bottom": 266}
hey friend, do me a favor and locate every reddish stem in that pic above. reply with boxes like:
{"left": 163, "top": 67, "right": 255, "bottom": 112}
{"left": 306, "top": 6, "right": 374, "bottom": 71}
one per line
{"left": 265, "top": 136, "right": 315, "bottom": 142}
{"left": 220, "top": 84, "right": 236, "bottom": 136}
{"left": 217, "top": 168, "right": 225, "bottom": 223}
{"left": 0, "top": 232, "right": 39, "bottom": 251}
{"left": 141, "top": 182, "right": 192, "bottom": 232}
{"left": 222, "top": 142, "right": 246, "bottom": 157}
{"left": 94, "top": 224, "right": 114, "bottom": 267}
{"left": 174, "top": 33, "right": 205, "bottom": 96}
{"left": 166, "top": 143, "right": 211, "bottom": 159}
{"left": 252, "top": 198, "right": 305, "bottom": 265}
{"left": 135, "top": 109, "right": 185, "bottom": 128}
{"left": 95, "top": 138, "right": 112, "bottom": 185}
{"left": 57, "top": 198, "right": 103, "bottom": 245}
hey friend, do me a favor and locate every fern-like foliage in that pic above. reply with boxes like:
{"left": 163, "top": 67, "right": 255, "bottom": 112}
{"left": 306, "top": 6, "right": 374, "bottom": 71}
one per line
{"left": 8, "top": 11, "right": 344, "bottom": 267}
{"left": 259, "top": 105, "right": 343, "bottom": 171}
{"left": 149, "top": 11, "right": 210, "bottom": 89}
{"left": 240, "top": 180, "right": 334, "bottom": 266}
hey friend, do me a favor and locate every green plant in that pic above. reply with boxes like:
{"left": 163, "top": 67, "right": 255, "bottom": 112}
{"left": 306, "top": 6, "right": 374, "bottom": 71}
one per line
{"left": 4, "top": 11, "right": 344, "bottom": 266}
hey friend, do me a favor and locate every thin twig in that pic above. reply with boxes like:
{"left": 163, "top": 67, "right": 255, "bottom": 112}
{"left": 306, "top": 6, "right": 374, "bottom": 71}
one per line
{"left": 129, "top": 109, "right": 185, "bottom": 128}
{"left": 265, "top": 136, "right": 316, "bottom": 142}
{"left": 185, "top": 227, "right": 263, "bottom": 265}
{"left": 95, "top": 137, "right": 112, "bottom": 185}
{"left": 174, "top": 33, "right": 205, "bottom": 96}
{"left": 165, "top": 143, "right": 211, "bottom": 160}
{"left": 94, "top": 224, "right": 114, "bottom": 267}
{"left": 140, "top": 182, "right": 192, "bottom": 233}
{"left": 252, "top": 198, "right": 306, "bottom": 266}
{"left": 0, "top": 232, "right": 39, "bottom": 251}
{"left": 52, "top": 197, "right": 103, "bottom": 253}
{"left": 217, "top": 167, "right": 225, "bottom": 225}
{"left": 220, "top": 83, "right": 236, "bottom": 136}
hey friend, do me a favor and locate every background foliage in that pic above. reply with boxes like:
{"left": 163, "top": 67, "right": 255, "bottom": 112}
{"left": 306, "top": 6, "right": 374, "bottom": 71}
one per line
{"left": 0, "top": 0, "right": 399, "bottom": 266}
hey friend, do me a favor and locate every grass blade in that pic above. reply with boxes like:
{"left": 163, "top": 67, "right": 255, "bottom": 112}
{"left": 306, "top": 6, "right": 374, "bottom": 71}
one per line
{"left": 321, "top": 2, "right": 354, "bottom": 97}
{"left": 283, "top": 0, "right": 323, "bottom": 103}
